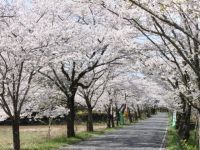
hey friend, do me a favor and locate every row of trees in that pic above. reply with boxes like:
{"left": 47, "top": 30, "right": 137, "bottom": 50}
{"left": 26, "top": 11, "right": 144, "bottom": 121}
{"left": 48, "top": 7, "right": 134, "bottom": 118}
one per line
{"left": 101, "top": 0, "right": 200, "bottom": 143}
{"left": 0, "top": 1, "right": 168, "bottom": 150}
{"left": 118, "top": 0, "right": 200, "bottom": 144}
{"left": 94, "top": 0, "right": 200, "bottom": 145}
{"left": 1, "top": 0, "right": 199, "bottom": 149}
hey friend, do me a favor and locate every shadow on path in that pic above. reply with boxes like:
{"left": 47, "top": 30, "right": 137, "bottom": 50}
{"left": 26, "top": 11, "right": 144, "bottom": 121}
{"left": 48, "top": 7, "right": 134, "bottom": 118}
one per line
{"left": 59, "top": 113, "right": 168, "bottom": 150}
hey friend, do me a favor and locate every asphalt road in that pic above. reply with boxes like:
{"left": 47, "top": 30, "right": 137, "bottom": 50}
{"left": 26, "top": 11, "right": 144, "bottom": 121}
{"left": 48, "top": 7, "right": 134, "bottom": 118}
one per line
{"left": 59, "top": 113, "right": 168, "bottom": 150}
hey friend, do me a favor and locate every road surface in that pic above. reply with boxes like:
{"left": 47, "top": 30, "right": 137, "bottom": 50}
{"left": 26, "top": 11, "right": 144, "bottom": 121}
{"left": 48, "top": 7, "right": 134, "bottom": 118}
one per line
{"left": 59, "top": 113, "right": 168, "bottom": 150}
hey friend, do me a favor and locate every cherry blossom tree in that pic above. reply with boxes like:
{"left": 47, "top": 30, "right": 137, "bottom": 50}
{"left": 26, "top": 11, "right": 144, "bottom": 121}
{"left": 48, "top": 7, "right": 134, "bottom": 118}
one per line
{"left": 32, "top": 82, "right": 67, "bottom": 138}
{"left": 127, "top": 0, "right": 199, "bottom": 111}
{"left": 0, "top": 0, "right": 192, "bottom": 149}
{"left": 0, "top": 11, "right": 37, "bottom": 150}
{"left": 37, "top": 0, "right": 135, "bottom": 137}
{"left": 0, "top": 0, "right": 70, "bottom": 149}
{"left": 77, "top": 69, "right": 110, "bottom": 131}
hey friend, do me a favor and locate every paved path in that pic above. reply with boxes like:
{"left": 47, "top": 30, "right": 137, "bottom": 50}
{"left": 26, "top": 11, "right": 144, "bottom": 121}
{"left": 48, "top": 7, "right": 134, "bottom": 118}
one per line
{"left": 59, "top": 113, "right": 168, "bottom": 150}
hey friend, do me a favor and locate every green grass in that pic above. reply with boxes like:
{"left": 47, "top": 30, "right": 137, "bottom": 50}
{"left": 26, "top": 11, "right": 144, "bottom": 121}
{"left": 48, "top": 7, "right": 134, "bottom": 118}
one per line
{"left": 0, "top": 117, "right": 142, "bottom": 150}
{"left": 166, "top": 125, "right": 197, "bottom": 150}
{"left": 0, "top": 124, "right": 106, "bottom": 150}
{"left": 167, "top": 127, "right": 183, "bottom": 150}
{"left": 20, "top": 131, "right": 105, "bottom": 150}
{"left": 166, "top": 112, "right": 198, "bottom": 150}
{"left": 20, "top": 126, "right": 126, "bottom": 150}
{"left": 0, "top": 124, "right": 126, "bottom": 150}
{"left": 181, "top": 130, "right": 198, "bottom": 150}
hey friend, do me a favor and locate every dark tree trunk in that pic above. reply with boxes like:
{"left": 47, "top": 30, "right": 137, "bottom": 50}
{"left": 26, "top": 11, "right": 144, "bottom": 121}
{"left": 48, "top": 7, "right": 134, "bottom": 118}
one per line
{"left": 178, "top": 104, "right": 191, "bottom": 141}
{"left": 12, "top": 116, "right": 20, "bottom": 150}
{"left": 177, "top": 92, "right": 191, "bottom": 140}
{"left": 134, "top": 111, "right": 138, "bottom": 121}
{"left": 87, "top": 108, "right": 93, "bottom": 132}
{"left": 198, "top": 112, "right": 200, "bottom": 150}
{"left": 146, "top": 107, "right": 151, "bottom": 117}
{"left": 176, "top": 112, "right": 182, "bottom": 129}
{"left": 116, "top": 109, "right": 120, "bottom": 126}
{"left": 151, "top": 107, "right": 156, "bottom": 115}
{"left": 107, "top": 106, "right": 111, "bottom": 128}
{"left": 177, "top": 93, "right": 186, "bottom": 130}
{"left": 137, "top": 105, "right": 141, "bottom": 119}
{"left": 67, "top": 93, "right": 76, "bottom": 137}
{"left": 111, "top": 109, "right": 115, "bottom": 128}
{"left": 128, "top": 108, "right": 133, "bottom": 123}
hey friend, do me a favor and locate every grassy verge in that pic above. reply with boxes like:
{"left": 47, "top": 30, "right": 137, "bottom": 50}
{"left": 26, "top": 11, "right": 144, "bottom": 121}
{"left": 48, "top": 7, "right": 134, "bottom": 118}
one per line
{"left": 22, "top": 125, "right": 126, "bottom": 150}
{"left": 32, "top": 114, "right": 153, "bottom": 150}
{"left": 167, "top": 126, "right": 183, "bottom": 150}
{"left": 0, "top": 124, "right": 125, "bottom": 150}
{"left": 0, "top": 124, "right": 106, "bottom": 150}
{"left": 0, "top": 116, "right": 143, "bottom": 150}
{"left": 21, "top": 130, "right": 105, "bottom": 150}
{"left": 166, "top": 125, "right": 197, "bottom": 150}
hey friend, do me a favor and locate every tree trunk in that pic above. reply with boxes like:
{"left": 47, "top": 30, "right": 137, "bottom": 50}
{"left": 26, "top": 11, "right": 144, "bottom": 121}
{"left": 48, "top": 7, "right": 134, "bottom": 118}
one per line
{"left": 87, "top": 108, "right": 93, "bottom": 132}
{"left": 151, "top": 107, "right": 156, "bottom": 115}
{"left": 134, "top": 111, "right": 138, "bottom": 121}
{"left": 177, "top": 93, "right": 192, "bottom": 141}
{"left": 177, "top": 93, "right": 186, "bottom": 130}
{"left": 111, "top": 108, "right": 115, "bottom": 128}
{"left": 198, "top": 112, "right": 200, "bottom": 149}
{"left": 176, "top": 112, "right": 182, "bottom": 129}
{"left": 128, "top": 108, "right": 133, "bottom": 123}
{"left": 107, "top": 106, "right": 111, "bottom": 128}
{"left": 146, "top": 107, "right": 151, "bottom": 117}
{"left": 137, "top": 105, "right": 141, "bottom": 119}
{"left": 129, "top": 113, "right": 133, "bottom": 123}
{"left": 67, "top": 94, "right": 75, "bottom": 137}
{"left": 47, "top": 117, "right": 53, "bottom": 139}
{"left": 12, "top": 116, "right": 20, "bottom": 150}
{"left": 178, "top": 104, "right": 191, "bottom": 141}
{"left": 116, "top": 109, "right": 120, "bottom": 126}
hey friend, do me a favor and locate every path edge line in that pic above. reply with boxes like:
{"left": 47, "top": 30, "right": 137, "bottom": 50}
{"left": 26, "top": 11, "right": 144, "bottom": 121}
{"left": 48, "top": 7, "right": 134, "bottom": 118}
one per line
{"left": 159, "top": 127, "right": 168, "bottom": 150}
